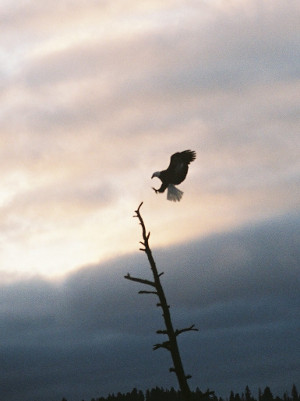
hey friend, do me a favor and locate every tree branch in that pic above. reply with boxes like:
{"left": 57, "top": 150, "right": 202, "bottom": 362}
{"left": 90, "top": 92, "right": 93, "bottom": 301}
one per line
{"left": 156, "top": 329, "right": 168, "bottom": 335}
{"left": 126, "top": 202, "right": 196, "bottom": 401}
{"left": 138, "top": 290, "right": 158, "bottom": 295}
{"left": 175, "top": 324, "right": 199, "bottom": 337}
{"left": 124, "top": 273, "right": 156, "bottom": 287}
{"left": 153, "top": 341, "right": 171, "bottom": 351}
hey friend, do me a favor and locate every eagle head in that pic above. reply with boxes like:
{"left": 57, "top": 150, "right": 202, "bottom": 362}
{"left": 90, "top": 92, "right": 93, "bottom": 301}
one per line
{"left": 151, "top": 171, "right": 160, "bottom": 179}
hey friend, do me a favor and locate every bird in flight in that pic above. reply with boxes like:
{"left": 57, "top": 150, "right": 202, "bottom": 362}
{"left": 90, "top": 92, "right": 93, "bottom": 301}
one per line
{"left": 151, "top": 150, "right": 196, "bottom": 202}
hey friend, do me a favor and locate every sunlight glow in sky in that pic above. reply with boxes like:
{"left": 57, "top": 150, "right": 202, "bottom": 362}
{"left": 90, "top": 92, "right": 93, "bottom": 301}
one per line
{"left": 1, "top": 2, "right": 300, "bottom": 401}
{"left": 0, "top": 0, "right": 299, "bottom": 281}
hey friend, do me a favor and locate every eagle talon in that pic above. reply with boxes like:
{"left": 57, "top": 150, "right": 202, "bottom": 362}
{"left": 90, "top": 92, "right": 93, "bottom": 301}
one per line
{"left": 152, "top": 187, "right": 159, "bottom": 194}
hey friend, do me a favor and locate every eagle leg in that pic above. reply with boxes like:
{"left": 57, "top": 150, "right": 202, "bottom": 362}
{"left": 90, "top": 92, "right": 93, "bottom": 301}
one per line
{"left": 152, "top": 183, "right": 168, "bottom": 194}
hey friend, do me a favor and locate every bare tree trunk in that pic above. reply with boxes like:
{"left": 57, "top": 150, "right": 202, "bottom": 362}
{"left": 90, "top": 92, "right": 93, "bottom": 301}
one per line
{"left": 125, "top": 202, "right": 198, "bottom": 401}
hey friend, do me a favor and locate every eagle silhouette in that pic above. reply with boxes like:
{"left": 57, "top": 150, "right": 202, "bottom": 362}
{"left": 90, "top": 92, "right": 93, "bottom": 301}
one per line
{"left": 151, "top": 150, "right": 196, "bottom": 202}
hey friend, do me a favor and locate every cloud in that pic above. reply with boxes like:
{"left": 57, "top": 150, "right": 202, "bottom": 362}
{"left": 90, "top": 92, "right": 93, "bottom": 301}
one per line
{"left": 0, "top": 212, "right": 299, "bottom": 401}
{"left": 0, "top": 0, "right": 299, "bottom": 301}
{"left": 4, "top": 0, "right": 300, "bottom": 133}
{"left": 1, "top": 3, "right": 299, "bottom": 398}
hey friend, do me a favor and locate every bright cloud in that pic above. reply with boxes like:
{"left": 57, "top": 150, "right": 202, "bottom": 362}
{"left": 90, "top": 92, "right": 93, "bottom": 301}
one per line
{"left": 0, "top": 0, "right": 299, "bottom": 279}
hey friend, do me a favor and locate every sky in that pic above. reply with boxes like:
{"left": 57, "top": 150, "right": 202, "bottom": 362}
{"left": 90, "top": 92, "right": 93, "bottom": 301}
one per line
{"left": 0, "top": 0, "right": 299, "bottom": 400}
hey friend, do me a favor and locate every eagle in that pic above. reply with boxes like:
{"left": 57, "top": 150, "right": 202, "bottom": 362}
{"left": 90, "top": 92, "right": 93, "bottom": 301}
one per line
{"left": 151, "top": 150, "right": 196, "bottom": 202}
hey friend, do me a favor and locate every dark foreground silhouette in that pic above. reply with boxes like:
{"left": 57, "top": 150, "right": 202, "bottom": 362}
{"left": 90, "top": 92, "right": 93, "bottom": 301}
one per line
{"left": 60, "top": 383, "right": 299, "bottom": 401}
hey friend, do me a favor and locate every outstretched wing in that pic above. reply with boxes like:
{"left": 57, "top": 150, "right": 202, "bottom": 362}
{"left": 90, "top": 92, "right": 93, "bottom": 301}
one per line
{"left": 179, "top": 150, "right": 196, "bottom": 164}
{"left": 164, "top": 150, "right": 196, "bottom": 184}
{"left": 168, "top": 150, "right": 196, "bottom": 171}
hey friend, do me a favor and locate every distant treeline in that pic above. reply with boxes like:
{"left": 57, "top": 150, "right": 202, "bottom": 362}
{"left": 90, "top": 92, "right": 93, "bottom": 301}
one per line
{"left": 62, "top": 384, "right": 299, "bottom": 401}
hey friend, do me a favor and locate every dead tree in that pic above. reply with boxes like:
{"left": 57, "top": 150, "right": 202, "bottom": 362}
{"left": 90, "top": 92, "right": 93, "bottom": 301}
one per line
{"left": 124, "top": 202, "right": 198, "bottom": 401}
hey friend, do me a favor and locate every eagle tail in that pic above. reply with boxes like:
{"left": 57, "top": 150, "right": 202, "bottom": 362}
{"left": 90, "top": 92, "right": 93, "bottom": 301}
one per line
{"left": 167, "top": 184, "right": 183, "bottom": 202}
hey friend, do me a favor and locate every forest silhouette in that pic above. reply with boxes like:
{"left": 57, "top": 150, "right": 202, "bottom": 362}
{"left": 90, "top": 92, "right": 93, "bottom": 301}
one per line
{"left": 60, "top": 383, "right": 299, "bottom": 401}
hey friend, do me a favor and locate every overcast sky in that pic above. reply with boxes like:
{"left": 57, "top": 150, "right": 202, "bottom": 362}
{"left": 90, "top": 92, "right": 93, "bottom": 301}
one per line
{"left": 0, "top": 1, "right": 299, "bottom": 400}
